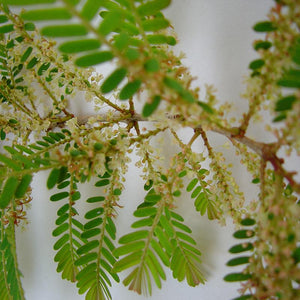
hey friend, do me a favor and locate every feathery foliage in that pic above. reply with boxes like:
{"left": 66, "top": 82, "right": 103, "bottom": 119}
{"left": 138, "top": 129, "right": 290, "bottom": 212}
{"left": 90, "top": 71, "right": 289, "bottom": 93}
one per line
{"left": 0, "top": 0, "right": 299, "bottom": 299}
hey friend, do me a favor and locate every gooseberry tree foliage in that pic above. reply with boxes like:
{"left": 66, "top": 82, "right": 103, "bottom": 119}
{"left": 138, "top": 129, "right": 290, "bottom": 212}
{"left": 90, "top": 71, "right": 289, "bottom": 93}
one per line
{"left": 0, "top": 0, "right": 299, "bottom": 299}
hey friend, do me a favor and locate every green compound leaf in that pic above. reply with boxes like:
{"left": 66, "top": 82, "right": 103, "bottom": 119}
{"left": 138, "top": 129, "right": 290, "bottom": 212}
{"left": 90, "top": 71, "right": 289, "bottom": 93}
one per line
{"left": 59, "top": 39, "right": 101, "bottom": 54}
{"left": 119, "top": 79, "right": 142, "bottom": 100}
{"left": 75, "top": 51, "right": 114, "bottom": 67}
{"left": 142, "top": 95, "right": 161, "bottom": 117}
{"left": 21, "top": 8, "right": 72, "bottom": 21}
{"left": 137, "top": 0, "right": 171, "bottom": 16}
{"left": 0, "top": 176, "right": 19, "bottom": 209}
{"left": 41, "top": 24, "right": 88, "bottom": 37}
{"left": 101, "top": 68, "right": 127, "bottom": 93}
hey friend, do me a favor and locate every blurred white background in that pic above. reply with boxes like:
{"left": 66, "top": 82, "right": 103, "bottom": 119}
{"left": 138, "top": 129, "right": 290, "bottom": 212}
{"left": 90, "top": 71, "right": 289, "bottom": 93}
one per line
{"left": 16, "top": 1, "right": 274, "bottom": 299}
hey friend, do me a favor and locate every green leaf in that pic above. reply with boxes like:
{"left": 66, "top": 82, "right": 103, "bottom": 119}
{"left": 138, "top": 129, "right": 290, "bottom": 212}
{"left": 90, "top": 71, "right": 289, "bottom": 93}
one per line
{"left": 275, "top": 95, "right": 296, "bottom": 111}
{"left": 0, "top": 24, "right": 14, "bottom": 34}
{"left": 26, "top": 57, "right": 39, "bottom": 69}
{"left": 84, "top": 207, "right": 104, "bottom": 219}
{"left": 75, "top": 252, "right": 98, "bottom": 266}
{"left": 254, "top": 40, "right": 272, "bottom": 51}
{"left": 170, "top": 211, "right": 184, "bottom": 222}
{"left": 164, "top": 77, "right": 195, "bottom": 103}
{"left": 77, "top": 240, "right": 100, "bottom": 255}
{"left": 114, "top": 32, "right": 130, "bottom": 50}
{"left": 176, "top": 231, "right": 197, "bottom": 245}
{"left": 151, "top": 239, "right": 170, "bottom": 267}
{"left": 249, "top": 59, "right": 265, "bottom": 70}
{"left": 55, "top": 214, "right": 68, "bottom": 226}
{"left": 0, "top": 15, "right": 8, "bottom": 23}
{"left": 24, "top": 22, "right": 36, "bottom": 31}
{"left": 223, "top": 272, "right": 251, "bottom": 282}
{"left": 145, "top": 193, "right": 161, "bottom": 203}
{"left": 53, "top": 234, "right": 69, "bottom": 250}
{"left": 119, "top": 80, "right": 142, "bottom": 100}
{"left": 0, "top": 154, "right": 22, "bottom": 171}
{"left": 159, "top": 215, "right": 174, "bottom": 237}
{"left": 81, "top": 228, "right": 101, "bottom": 239}
{"left": 98, "top": 10, "right": 124, "bottom": 36}
{"left": 171, "top": 220, "right": 192, "bottom": 233}
{"left": 50, "top": 192, "right": 69, "bottom": 202}
{"left": 133, "top": 207, "right": 157, "bottom": 218}
{"left": 21, "top": 8, "right": 72, "bottom": 21}
{"left": 154, "top": 227, "right": 173, "bottom": 255}
{"left": 59, "top": 39, "right": 101, "bottom": 54}
{"left": 47, "top": 168, "right": 60, "bottom": 189}
{"left": 119, "top": 230, "right": 149, "bottom": 244}
{"left": 147, "top": 34, "right": 168, "bottom": 44}
{"left": 186, "top": 179, "right": 197, "bottom": 193}
{"left": 95, "top": 179, "right": 110, "bottom": 187}
{"left": 233, "top": 230, "right": 255, "bottom": 239}
{"left": 81, "top": 0, "right": 103, "bottom": 20}
{"left": 142, "top": 18, "right": 170, "bottom": 32}
{"left": 282, "top": 69, "right": 300, "bottom": 87}
{"left": 125, "top": 48, "right": 139, "bottom": 60}
{"left": 86, "top": 196, "right": 105, "bottom": 203}
{"left": 112, "top": 251, "right": 142, "bottom": 272}
{"left": 114, "top": 241, "right": 145, "bottom": 257}
{"left": 101, "top": 68, "right": 127, "bottom": 93}
{"left": 15, "top": 174, "right": 32, "bottom": 198}
{"left": 0, "top": 128, "right": 6, "bottom": 140}
{"left": 41, "top": 24, "right": 87, "bottom": 37}
{"left": 253, "top": 21, "right": 277, "bottom": 32}
{"left": 0, "top": 177, "right": 19, "bottom": 209}
{"left": 144, "top": 58, "right": 160, "bottom": 73}
{"left": 52, "top": 223, "right": 69, "bottom": 237}
{"left": 131, "top": 217, "right": 153, "bottom": 228}
{"left": 137, "top": 0, "right": 171, "bottom": 16}
{"left": 191, "top": 186, "right": 202, "bottom": 198}
{"left": 226, "top": 256, "right": 250, "bottom": 266}
{"left": 142, "top": 95, "right": 161, "bottom": 117}
{"left": 240, "top": 218, "right": 256, "bottom": 226}
{"left": 21, "top": 47, "right": 33, "bottom": 63}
